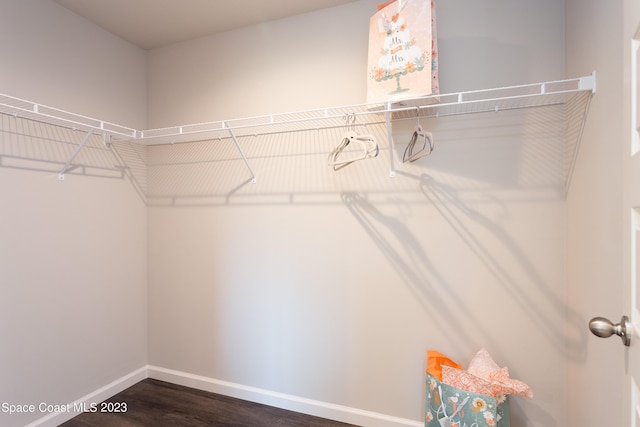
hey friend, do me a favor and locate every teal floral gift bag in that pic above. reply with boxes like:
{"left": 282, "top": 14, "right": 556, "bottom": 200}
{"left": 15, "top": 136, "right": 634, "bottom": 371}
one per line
{"left": 425, "top": 373, "right": 510, "bottom": 427}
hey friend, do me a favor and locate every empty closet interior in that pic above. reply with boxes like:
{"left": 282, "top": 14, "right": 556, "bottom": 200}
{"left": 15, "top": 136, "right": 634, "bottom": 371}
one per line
{"left": 0, "top": 1, "right": 608, "bottom": 426}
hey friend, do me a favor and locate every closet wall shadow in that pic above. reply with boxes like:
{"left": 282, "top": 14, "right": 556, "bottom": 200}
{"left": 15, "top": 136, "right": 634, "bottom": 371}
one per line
{"left": 0, "top": 115, "right": 147, "bottom": 201}
{"left": 146, "top": 123, "right": 415, "bottom": 206}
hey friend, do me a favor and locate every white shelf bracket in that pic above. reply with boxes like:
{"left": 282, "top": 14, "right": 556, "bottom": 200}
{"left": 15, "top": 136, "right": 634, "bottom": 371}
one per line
{"left": 386, "top": 103, "right": 396, "bottom": 178}
{"left": 225, "top": 122, "right": 257, "bottom": 184}
{"left": 579, "top": 71, "right": 597, "bottom": 94}
{"left": 58, "top": 123, "right": 99, "bottom": 180}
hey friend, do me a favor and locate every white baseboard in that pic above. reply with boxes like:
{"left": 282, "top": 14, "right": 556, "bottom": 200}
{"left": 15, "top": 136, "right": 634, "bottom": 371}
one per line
{"left": 26, "top": 365, "right": 422, "bottom": 427}
{"left": 148, "top": 365, "right": 422, "bottom": 427}
{"left": 26, "top": 366, "right": 148, "bottom": 427}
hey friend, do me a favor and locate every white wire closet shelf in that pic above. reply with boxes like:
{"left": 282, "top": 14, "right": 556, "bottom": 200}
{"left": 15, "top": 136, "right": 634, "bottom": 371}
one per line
{"left": 0, "top": 72, "right": 595, "bottom": 185}
{"left": 134, "top": 73, "right": 596, "bottom": 145}
{"left": 0, "top": 73, "right": 596, "bottom": 145}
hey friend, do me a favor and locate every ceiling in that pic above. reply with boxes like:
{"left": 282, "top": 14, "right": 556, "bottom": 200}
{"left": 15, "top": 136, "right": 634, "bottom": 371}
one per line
{"left": 54, "top": 0, "right": 359, "bottom": 50}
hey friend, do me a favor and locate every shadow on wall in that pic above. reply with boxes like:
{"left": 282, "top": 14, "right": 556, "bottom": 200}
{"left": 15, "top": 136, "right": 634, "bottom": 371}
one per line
{"left": 0, "top": 115, "right": 147, "bottom": 201}
{"left": 341, "top": 185, "right": 586, "bottom": 364}
{"left": 341, "top": 191, "right": 493, "bottom": 353}
{"left": 418, "top": 174, "right": 586, "bottom": 362}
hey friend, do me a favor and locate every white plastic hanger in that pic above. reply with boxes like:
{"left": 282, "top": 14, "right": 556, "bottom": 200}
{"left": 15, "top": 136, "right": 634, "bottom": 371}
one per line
{"left": 403, "top": 108, "right": 434, "bottom": 162}
{"left": 328, "top": 113, "right": 379, "bottom": 171}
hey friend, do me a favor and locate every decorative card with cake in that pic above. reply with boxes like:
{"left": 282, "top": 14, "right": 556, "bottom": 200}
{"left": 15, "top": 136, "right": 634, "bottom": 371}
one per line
{"left": 367, "top": 0, "right": 438, "bottom": 104}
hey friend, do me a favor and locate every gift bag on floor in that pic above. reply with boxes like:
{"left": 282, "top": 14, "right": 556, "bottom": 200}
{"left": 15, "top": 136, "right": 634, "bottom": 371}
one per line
{"left": 425, "top": 372, "right": 510, "bottom": 427}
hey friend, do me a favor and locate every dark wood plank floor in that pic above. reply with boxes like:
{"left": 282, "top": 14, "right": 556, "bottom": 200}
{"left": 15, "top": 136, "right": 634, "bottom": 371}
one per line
{"left": 60, "top": 379, "right": 360, "bottom": 427}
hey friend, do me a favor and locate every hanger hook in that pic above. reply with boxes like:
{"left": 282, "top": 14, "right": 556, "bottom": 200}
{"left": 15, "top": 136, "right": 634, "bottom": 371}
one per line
{"left": 344, "top": 112, "right": 356, "bottom": 130}
{"left": 415, "top": 107, "right": 424, "bottom": 128}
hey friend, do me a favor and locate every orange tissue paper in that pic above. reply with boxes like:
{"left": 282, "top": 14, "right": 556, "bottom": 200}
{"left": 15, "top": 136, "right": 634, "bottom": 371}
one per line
{"left": 426, "top": 350, "right": 463, "bottom": 381}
